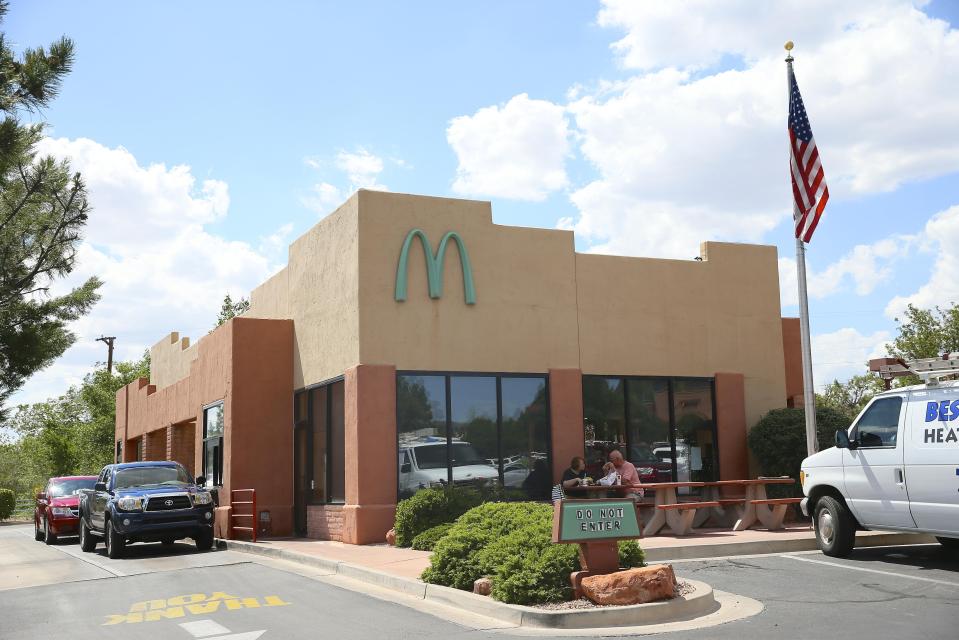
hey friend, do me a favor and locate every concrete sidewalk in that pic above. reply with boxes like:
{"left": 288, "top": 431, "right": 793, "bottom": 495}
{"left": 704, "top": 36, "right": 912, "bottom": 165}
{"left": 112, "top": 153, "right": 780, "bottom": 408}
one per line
{"left": 225, "top": 526, "right": 936, "bottom": 580}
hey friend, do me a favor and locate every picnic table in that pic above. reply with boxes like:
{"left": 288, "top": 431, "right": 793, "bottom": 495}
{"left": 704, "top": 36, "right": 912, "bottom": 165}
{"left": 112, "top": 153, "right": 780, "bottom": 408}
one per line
{"left": 565, "top": 477, "right": 798, "bottom": 536}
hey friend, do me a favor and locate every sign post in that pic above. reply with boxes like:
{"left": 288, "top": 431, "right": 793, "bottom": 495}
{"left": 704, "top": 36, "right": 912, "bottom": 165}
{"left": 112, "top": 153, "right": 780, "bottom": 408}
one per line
{"left": 552, "top": 499, "right": 642, "bottom": 597}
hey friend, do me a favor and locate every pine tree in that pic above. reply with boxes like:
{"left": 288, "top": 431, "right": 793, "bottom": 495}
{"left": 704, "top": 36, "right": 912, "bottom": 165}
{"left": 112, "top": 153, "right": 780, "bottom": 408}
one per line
{"left": 0, "top": 1, "right": 101, "bottom": 415}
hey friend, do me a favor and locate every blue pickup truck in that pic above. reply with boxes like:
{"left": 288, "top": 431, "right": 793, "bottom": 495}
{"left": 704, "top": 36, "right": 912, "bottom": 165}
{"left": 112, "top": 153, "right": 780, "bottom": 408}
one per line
{"left": 77, "top": 461, "right": 215, "bottom": 559}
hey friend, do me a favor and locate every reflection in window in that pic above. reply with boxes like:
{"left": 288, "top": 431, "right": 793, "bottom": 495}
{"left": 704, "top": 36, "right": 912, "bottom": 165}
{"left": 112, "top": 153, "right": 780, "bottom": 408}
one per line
{"left": 397, "top": 373, "right": 551, "bottom": 500}
{"left": 582, "top": 377, "right": 626, "bottom": 478}
{"left": 627, "top": 379, "right": 673, "bottom": 483}
{"left": 397, "top": 375, "right": 447, "bottom": 499}
{"left": 672, "top": 379, "right": 718, "bottom": 484}
{"left": 202, "top": 403, "right": 224, "bottom": 487}
{"left": 329, "top": 381, "right": 346, "bottom": 502}
{"left": 501, "top": 377, "right": 551, "bottom": 499}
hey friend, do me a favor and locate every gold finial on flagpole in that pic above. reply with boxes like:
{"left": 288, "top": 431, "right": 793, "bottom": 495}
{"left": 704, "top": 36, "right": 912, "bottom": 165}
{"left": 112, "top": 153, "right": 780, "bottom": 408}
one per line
{"left": 785, "top": 40, "right": 794, "bottom": 62}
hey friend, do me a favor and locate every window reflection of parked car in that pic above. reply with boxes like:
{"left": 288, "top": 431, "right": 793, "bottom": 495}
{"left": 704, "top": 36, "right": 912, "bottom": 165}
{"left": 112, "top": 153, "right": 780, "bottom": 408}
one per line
{"left": 398, "top": 438, "right": 499, "bottom": 498}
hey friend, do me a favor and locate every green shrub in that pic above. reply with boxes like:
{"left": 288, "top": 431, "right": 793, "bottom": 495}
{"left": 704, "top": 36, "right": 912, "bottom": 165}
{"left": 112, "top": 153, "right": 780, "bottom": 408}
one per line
{"left": 748, "top": 406, "right": 850, "bottom": 498}
{"left": 423, "top": 501, "right": 646, "bottom": 605}
{"left": 0, "top": 488, "right": 15, "bottom": 521}
{"left": 393, "top": 487, "right": 483, "bottom": 547}
{"left": 411, "top": 523, "right": 453, "bottom": 551}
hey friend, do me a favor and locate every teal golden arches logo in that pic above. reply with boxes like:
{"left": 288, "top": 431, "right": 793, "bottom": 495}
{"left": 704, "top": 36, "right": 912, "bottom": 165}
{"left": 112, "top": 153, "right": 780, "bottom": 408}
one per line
{"left": 395, "top": 229, "right": 476, "bottom": 305}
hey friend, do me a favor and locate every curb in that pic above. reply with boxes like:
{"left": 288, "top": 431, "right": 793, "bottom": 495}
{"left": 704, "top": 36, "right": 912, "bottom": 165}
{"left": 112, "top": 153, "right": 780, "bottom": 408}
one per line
{"left": 643, "top": 531, "right": 937, "bottom": 562}
{"left": 222, "top": 539, "right": 717, "bottom": 629}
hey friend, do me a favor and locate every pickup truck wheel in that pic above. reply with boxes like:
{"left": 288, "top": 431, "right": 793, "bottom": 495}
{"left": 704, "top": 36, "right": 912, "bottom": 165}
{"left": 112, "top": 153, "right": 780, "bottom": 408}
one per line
{"left": 105, "top": 520, "right": 125, "bottom": 559}
{"left": 43, "top": 517, "right": 57, "bottom": 545}
{"left": 195, "top": 528, "right": 214, "bottom": 552}
{"left": 814, "top": 496, "right": 856, "bottom": 558}
{"left": 79, "top": 518, "right": 97, "bottom": 552}
{"left": 34, "top": 516, "right": 43, "bottom": 541}
{"left": 936, "top": 536, "right": 959, "bottom": 551}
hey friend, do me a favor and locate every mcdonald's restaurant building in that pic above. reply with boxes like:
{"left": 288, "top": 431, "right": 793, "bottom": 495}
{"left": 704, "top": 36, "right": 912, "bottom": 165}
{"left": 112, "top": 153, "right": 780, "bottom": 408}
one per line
{"left": 115, "top": 190, "right": 804, "bottom": 544}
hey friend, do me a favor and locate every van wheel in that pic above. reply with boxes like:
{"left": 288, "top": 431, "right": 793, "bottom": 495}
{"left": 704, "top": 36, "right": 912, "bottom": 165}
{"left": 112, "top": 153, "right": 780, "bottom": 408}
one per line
{"left": 79, "top": 518, "right": 97, "bottom": 552}
{"left": 105, "top": 520, "right": 125, "bottom": 559}
{"left": 43, "top": 517, "right": 57, "bottom": 545}
{"left": 936, "top": 536, "right": 959, "bottom": 551}
{"left": 814, "top": 496, "right": 856, "bottom": 558}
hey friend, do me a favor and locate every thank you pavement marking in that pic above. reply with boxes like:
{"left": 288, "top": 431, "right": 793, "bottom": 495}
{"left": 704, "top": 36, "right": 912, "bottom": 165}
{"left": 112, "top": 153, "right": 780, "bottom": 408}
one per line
{"left": 102, "top": 592, "right": 290, "bottom": 625}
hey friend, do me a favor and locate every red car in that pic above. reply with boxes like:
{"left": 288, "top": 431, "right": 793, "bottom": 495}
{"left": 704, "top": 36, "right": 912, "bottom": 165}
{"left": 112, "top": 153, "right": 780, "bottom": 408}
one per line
{"left": 34, "top": 476, "right": 98, "bottom": 544}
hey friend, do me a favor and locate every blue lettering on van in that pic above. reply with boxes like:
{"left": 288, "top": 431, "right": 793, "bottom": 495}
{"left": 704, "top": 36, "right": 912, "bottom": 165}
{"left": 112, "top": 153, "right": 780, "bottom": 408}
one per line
{"left": 925, "top": 400, "right": 959, "bottom": 422}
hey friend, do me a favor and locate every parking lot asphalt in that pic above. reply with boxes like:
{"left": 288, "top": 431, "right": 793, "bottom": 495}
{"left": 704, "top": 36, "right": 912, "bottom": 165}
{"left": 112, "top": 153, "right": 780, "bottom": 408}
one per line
{"left": 1, "top": 523, "right": 957, "bottom": 639}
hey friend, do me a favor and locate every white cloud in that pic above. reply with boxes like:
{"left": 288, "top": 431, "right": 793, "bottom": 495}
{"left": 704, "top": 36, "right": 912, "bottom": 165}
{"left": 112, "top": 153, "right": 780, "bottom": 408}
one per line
{"left": 10, "top": 138, "right": 276, "bottom": 406}
{"left": 597, "top": 0, "right": 921, "bottom": 71}
{"left": 301, "top": 147, "right": 392, "bottom": 215}
{"left": 812, "top": 327, "right": 891, "bottom": 388}
{"left": 885, "top": 204, "right": 959, "bottom": 318}
{"left": 779, "top": 235, "right": 914, "bottom": 307}
{"left": 336, "top": 148, "right": 387, "bottom": 191}
{"left": 447, "top": 93, "right": 571, "bottom": 201}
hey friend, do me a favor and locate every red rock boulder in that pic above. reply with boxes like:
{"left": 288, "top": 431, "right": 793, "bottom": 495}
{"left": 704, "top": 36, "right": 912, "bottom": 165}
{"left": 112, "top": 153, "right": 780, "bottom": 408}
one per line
{"left": 385, "top": 528, "right": 396, "bottom": 546}
{"left": 580, "top": 565, "right": 677, "bottom": 606}
{"left": 473, "top": 577, "right": 492, "bottom": 596}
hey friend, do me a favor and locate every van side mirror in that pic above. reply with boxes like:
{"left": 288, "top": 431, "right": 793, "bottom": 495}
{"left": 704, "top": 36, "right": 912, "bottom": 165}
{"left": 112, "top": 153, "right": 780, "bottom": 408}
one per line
{"left": 835, "top": 429, "right": 855, "bottom": 449}
{"left": 400, "top": 463, "right": 411, "bottom": 474}
{"left": 195, "top": 476, "right": 206, "bottom": 486}
{"left": 94, "top": 481, "right": 107, "bottom": 492}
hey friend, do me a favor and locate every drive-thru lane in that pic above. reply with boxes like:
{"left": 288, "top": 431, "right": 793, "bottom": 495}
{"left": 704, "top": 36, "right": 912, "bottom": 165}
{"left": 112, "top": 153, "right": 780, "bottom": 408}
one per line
{"left": 1, "top": 523, "right": 957, "bottom": 639}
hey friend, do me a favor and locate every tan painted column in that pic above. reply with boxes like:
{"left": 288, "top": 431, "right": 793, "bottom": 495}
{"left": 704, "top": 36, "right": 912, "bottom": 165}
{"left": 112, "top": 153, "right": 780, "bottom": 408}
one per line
{"left": 715, "top": 372, "right": 749, "bottom": 480}
{"left": 342, "top": 364, "right": 398, "bottom": 544}
{"left": 548, "top": 369, "right": 585, "bottom": 483}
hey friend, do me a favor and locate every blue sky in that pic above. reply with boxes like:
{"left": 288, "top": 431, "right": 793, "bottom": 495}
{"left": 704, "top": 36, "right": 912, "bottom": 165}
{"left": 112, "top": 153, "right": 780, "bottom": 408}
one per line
{"left": 7, "top": 0, "right": 959, "bottom": 404}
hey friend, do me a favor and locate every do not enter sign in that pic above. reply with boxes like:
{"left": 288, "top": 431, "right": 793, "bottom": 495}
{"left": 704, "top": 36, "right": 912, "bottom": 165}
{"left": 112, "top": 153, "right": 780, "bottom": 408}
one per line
{"left": 551, "top": 499, "right": 641, "bottom": 543}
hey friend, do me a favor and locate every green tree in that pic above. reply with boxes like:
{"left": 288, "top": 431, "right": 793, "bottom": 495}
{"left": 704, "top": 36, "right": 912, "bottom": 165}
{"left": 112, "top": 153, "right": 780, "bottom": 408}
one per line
{"left": 888, "top": 303, "right": 959, "bottom": 360}
{"left": 817, "top": 373, "right": 886, "bottom": 422}
{"left": 215, "top": 293, "right": 250, "bottom": 328}
{"left": 1, "top": 352, "right": 149, "bottom": 493}
{"left": 0, "top": 2, "right": 100, "bottom": 415}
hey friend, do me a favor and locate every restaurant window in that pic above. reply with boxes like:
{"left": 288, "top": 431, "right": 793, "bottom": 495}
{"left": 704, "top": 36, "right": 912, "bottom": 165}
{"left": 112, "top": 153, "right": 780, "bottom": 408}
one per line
{"left": 397, "top": 372, "right": 551, "bottom": 500}
{"left": 202, "top": 402, "right": 224, "bottom": 487}
{"left": 297, "top": 379, "right": 346, "bottom": 505}
{"left": 582, "top": 377, "right": 718, "bottom": 485}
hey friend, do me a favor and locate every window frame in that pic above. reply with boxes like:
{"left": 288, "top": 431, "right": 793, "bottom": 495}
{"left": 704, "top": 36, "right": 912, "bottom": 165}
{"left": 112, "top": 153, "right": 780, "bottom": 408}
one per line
{"left": 851, "top": 395, "right": 904, "bottom": 449}
{"left": 582, "top": 375, "right": 719, "bottom": 483}
{"left": 202, "top": 401, "right": 225, "bottom": 488}
{"left": 395, "top": 370, "right": 552, "bottom": 501}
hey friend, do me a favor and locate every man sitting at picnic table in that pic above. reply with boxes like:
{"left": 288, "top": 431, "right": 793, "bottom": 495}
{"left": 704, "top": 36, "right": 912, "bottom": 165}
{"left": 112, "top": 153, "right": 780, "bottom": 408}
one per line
{"left": 604, "top": 450, "right": 645, "bottom": 500}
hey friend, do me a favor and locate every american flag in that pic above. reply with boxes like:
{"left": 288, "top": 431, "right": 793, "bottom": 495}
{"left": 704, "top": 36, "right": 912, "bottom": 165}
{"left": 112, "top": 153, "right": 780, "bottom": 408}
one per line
{"left": 788, "top": 65, "right": 828, "bottom": 243}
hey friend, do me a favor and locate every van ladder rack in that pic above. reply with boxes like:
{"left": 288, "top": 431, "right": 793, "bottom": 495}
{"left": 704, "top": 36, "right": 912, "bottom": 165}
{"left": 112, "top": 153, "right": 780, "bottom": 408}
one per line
{"left": 869, "top": 353, "right": 959, "bottom": 387}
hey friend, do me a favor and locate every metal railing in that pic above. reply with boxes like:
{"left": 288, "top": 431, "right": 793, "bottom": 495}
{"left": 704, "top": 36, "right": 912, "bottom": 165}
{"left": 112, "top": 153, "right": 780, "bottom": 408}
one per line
{"left": 230, "top": 488, "right": 256, "bottom": 542}
{"left": 11, "top": 496, "right": 34, "bottom": 521}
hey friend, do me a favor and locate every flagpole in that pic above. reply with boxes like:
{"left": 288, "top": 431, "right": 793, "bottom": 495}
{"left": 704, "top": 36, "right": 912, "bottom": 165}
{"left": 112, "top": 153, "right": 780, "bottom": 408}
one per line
{"left": 786, "top": 41, "right": 819, "bottom": 457}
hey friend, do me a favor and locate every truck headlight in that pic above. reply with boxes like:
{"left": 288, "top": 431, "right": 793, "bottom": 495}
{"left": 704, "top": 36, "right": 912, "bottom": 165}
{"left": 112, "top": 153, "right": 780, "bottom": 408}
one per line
{"left": 51, "top": 506, "right": 74, "bottom": 516}
{"left": 193, "top": 491, "right": 213, "bottom": 506}
{"left": 116, "top": 496, "right": 144, "bottom": 511}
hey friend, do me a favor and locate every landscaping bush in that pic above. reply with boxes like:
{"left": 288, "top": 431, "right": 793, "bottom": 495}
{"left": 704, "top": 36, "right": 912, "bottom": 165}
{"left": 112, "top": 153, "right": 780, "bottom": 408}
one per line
{"left": 0, "top": 488, "right": 15, "bottom": 521}
{"left": 393, "top": 487, "right": 483, "bottom": 547}
{"left": 422, "top": 501, "right": 645, "bottom": 605}
{"left": 748, "top": 406, "right": 850, "bottom": 498}
{"left": 411, "top": 523, "right": 453, "bottom": 551}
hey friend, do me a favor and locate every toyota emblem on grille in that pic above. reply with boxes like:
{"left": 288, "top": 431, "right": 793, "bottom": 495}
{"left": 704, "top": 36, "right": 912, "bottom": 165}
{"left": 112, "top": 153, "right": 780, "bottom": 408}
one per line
{"left": 164, "top": 499, "right": 174, "bottom": 507}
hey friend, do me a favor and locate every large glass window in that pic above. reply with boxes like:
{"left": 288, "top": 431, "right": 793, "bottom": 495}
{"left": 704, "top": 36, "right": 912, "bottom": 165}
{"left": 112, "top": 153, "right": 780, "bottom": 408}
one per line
{"left": 582, "top": 377, "right": 718, "bottom": 484}
{"left": 202, "top": 403, "right": 224, "bottom": 487}
{"left": 310, "top": 386, "right": 328, "bottom": 502}
{"left": 501, "top": 377, "right": 550, "bottom": 499}
{"left": 397, "top": 373, "right": 551, "bottom": 500}
{"left": 582, "top": 377, "right": 626, "bottom": 479}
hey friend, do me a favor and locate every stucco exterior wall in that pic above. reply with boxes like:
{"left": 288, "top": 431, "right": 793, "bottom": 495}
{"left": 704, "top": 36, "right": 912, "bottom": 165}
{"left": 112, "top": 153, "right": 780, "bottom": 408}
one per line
{"left": 356, "top": 190, "right": 580, "bottom": 372}
{"left": 781, "top": 317, "right": 804, "bottom": 408}
{"left": 576, "top": 242, "right": 787, "bottom": 429}
{"left": 247, "top": 267, "right": 291, "bottom": 321}
{"left": 150, "top": 332, "right": 200, "bottom": 391}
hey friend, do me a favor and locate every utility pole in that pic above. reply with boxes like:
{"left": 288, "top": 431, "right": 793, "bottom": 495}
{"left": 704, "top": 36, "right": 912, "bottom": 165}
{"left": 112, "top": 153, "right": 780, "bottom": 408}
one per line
{"left": 96, "top": 336, "right": 116, "bottom": 374}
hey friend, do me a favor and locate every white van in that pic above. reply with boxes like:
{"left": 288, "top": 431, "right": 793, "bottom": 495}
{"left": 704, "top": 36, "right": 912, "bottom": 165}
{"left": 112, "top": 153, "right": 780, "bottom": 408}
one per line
{"left": 801, "top": 368, "right": 959, "bottom": 557}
